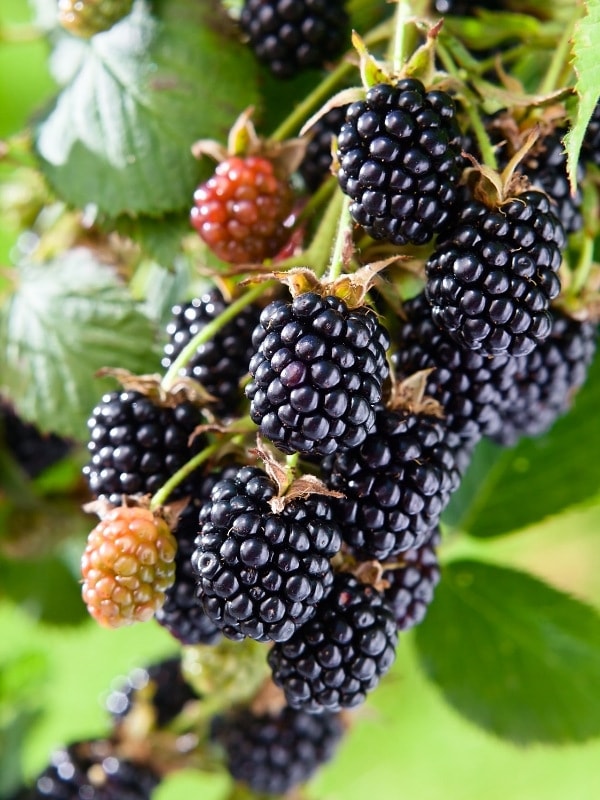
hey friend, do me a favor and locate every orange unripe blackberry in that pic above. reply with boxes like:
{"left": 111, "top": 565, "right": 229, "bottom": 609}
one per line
{"left": 81, "top": 506, "right": 177, "bottom": 628}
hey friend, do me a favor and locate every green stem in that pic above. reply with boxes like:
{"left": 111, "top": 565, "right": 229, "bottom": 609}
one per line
{"left": 389, "top": 0, "right": 412, "bottom": 74}
{"left": 149, "top": 441, "right": 221, "bottom": 510}
{"left": 161, "top": 283, "right": 269, "bottom": 391}
{"left": 571, "top": 233, "right": 595, "bottom": 297}
{"left": 304, "top": 188, "right": 346, "bottom": 277}
{"left": 326, "top": 194, "right": 352, "bottom": 281}
{"left": 538, "top": 11, "right": 579, "bottom": 95}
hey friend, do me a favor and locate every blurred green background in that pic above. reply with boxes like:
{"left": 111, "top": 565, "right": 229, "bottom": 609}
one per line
{"left": 2, "top": 2, "right": 600, "bottom": 799}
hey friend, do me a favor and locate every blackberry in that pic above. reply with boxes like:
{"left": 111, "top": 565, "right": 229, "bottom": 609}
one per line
{"left": 336, "top": 79, "right": 464, "bottom": 246}
{"left": 391, "top": 292, "right": 518, "bottom": 441}
{"left": 239, "top": 0, "right": 349, "bottom": 79}
{"left": 106, "top": 657, "right": 199, "bottom": 728}
{"left": 322, "top": 407, "right": 463, "bottom": 561}
{"left": 491, "top": 308, "right": 597, "bottom": 446}
{"left": 246, "top": 292, "right": 390, "bottom": 457}
{"left": 268, "top": 573, "right": 398, "bottom": 712}
{"left": 29, "top": 740, "right": 159, "bottom": 800}
{"left": 192, "top": 465, "right": 341, "bottom": 643}
{"left": 211, "top": 704, "right": 343, "bottom": 794}
{"left": 425, "top": 189, "right": 565, "bottom": 357}
{"left": 299, "top": 104, "right": 348, "bottom": 192}
{"left": 582, "top": 100, "right": 600, "bottom": 167}
{"left": 0, "top": 400, "right": 72, "bottom": 479}
{"left": 155, "top": 469, "right": 242, "bottom": 645}
{"left": 161, "top": 289, "right": 261, "bottom": 417}
{"left": 83, "top": 390, "right": 203, "bottom": 504}
{"left": 382, "top": 527, "right": 441, "bottom": 632}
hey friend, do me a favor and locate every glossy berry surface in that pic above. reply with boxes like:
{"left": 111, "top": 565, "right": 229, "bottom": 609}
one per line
{"left": 383, "top": 527, "right": 441, "bottom": 632}
{"left": 391, "top": 292, "right": 518, "bottom": 441}
{"left": 211, "top": 705, "right": 343, "bottom": 794}
{"left": 81, "top": 506, "right": 176, "bottom": 628}
{"left": 492, "top": 308, "right": 597, "bottom": 445}
{"left": 161, "top": 288, "right": 261, "bottom": 416}
{"left": 425, "top": 189, "right": 565, "bottom": 356}
{"left": 192, "top": 466, "right": 341, "bottom": 643}
{"left": 336, "top": 79, "right": 464, "bottom": 246}
{"left": 83, "top": 390, "right": 203, "bottom": 505}
{"left": 268, "top": 572, "right": 398, "bottom": 712}
{"left": 190, "top": 156, "right": 294, "bottom": 264}
{"left": 322, "top": 407, "right": 463, "bottom": 561}
{"left": 239, "top": 0, "right": 349, "bottom": 79}
{"left": 246, "top": 292, "right": 390, "bottom": 456}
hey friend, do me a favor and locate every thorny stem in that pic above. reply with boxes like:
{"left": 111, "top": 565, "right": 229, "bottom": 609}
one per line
{"left": 149, "top": 441, "right": 222, "bottom": 510}
{"left": 437, "top": 42, "right": 498, "bottom": 171}
{"left": 161, "top": 283, "right": 270, "bottom": 391}
{"left": 326, "top": 194, "right": 353, "bottom": 281}
{"left": 389, "top": 0, "right": 412, "bottom": 75}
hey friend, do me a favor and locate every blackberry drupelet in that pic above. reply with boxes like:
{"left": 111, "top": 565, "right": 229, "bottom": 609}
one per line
{"left": 0, "top": 400, "right": 72, "bottom": 479}
{"left": 246, "top": 292, "right": 390, "bottom": 457}
{"left": 491, "top": 308, "right": 597, "bottom": 446}
{"left": 382, "top": 527, "right": 441, "bottom": 632}
{"left": 239, "top": 0, "right": 349, "bottom": 79}
{"left": 268, "top": 572, "right": 398, "bottom": 712}
{"left": 83, "top": 390, "right": 203, "bottom": 504}
{"left": 211, "top": 704, "right": 343, "bottom": 794}
{"left": 156, "top": 469, "right": 242, "bottom": 645}
{"left": 162, "top": 289, "right": 261, "bottom": 416}
{"left": 391, "top": 292, "right": 518, "bottom": 441}
{"left": 107, "top": 657, "right": 199, "bottom": 728}
{"left": 336, "top": 79, "right": 464, "bottom": 246}
{"left": 192, "top": 466, "right": 341, "bottom": 643}
{"left": 425, "top": 189, "right": 565, "bottom": 357}
{"left": 299, "top": 104, "right": 348, "bottom": 192}
{"left": 29, "top": 740, "right": 159, "bottom": 800}
{"left": 322, "top": 407, "right": 463, "bottom": 561}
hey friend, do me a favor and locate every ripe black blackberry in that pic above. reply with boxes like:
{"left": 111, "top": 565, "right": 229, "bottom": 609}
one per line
{"left": 336, "top": 79, "right": 464, "bottom": 246}
{"left": 391, "top": 292, "right": 518, "bottom": 441}
{"left": 581, "top": 100, "right": 600, "bottom": 166}
{"left": 0, "top": 400, "right": 72, "bottom": 479}
{"left": 83, "top": 390, "right": 203, "bottom": 504}
{"left": 299, "top": 104, "right": 348, "bottom": 192}
{"left": 246, "top": 292, "right": 390, "bottom": 457}
{"left": 156, "top": 469, "right": 242, "bottom": 645}
{"left": 491, "top": 308, "right": 597, "bottom": 446}
{"left": 425, "top": 188, "right": 565, "bottom": 357}
{"left": 382, "top": 527, "right": 441, "bottom": 632}
{"left": 239, "top": 0, "right": 349, "bottom": 79}
{"left": 29, "top": 740, "right": 159, "bottom": 800}
{"left": 322, "top": 407, "right": 463, "bottom": 561}
{"left": 161, "top": 289, "right": 261, "bottom": 416}
{"left": 106, "top": 657, "right": 199, "bottom": 729}
{"left": 211, "top": 704, "right": 343, "bottom": 794}
{"left": 268, "top": 572, "right": 398, "bottom": 712}
{"left": 192, "top": 465, "right": 341, "bottom": 643}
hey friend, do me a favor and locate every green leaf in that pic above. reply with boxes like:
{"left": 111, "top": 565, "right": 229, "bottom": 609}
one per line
{"left": 564, "top": 0, "right": 600, "bottom": 190}
{"left": 415, "top": 559, "right": 600, "bottom": 744}
{"left": 0, "top": 249, "right": 159, "bottom": 439}
{"left": 445, "top": 349, "right": 600, "bottom": 538}
{"left": 113, "top": 212, "right": 193, "bottom": 268}
{"left": 34, "top": 0, "right": 259, "bottom": 216}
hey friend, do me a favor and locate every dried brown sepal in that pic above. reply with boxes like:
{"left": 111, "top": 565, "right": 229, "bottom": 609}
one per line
{"left": 82, "top": 493, "right": 187, "bottom": 532}
{"left": 96, "top": 367, "right": 217, "bottom": 408}
{"left": 402, "top": 18, "right": 442, "bottom": 87}
{"left": 268, "top": 474, "right": 344, "bottom": 514}
{"left": 332, "top": 549, "right": 390, "bottom": 592}
{"left": 250, "top": 436, "right": 295, "bottom": 495}
{"left": 249, "top": 678, "right": 288, "bottom": 717}
{"left": 387, "top": 369, "right": 445, "bottom": 418}
{"left": 299, "top": 87, "right": 365, "bottom": 138}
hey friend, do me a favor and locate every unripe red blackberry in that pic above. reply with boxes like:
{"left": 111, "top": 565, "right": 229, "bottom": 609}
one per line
{"left": 190, "top": 156, "right": 294, "bottom": 264}
{"left": 192, "top": 466, "right": 342, "bottom": 643}
{"left": 239, "top": 0, "right": 349, "bottom": 79}
{"left": 322, "top": 407, "right": 463, "bottom": 561}
{"left": 81, "top": 506, "right": 176, "bottom": 628}
{"left": 491, "top": 308, "right": 597, "bottom": 446}
{"left": 299, "top": 104, "right": 348, "bottom": 192}
{"left": 425, "top": 189, "right": 565, "bottom": 357}
{"left": 382, "top": 527, "right": 441, "bottom": 632}
{"left": 161, "top": 288, "right": 261, "bottom": 417}
{"left": 391, "top": 292, "right": 518, "bottom": 441}
{"left": 268, "top": 572, "right": 398, "bottom": 712}
{"left": 246, "top": 292, "right": 390, "bottom": 457}
{"left": 211, "top": 704, "right": 344, "bottom": 794}
{"left": 29, "top": 740, "right": 159, "bottom": 800}
{"left": 336, "top": 79, "right": 464, "bottom": 246}
{"left": 83, "top": 390, "right": 204, "bottom": 505}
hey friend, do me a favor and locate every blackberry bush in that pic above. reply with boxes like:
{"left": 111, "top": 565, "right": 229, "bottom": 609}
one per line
{"left": 246, "top": 291, "right": 390, "bottom": 456}
{"left": 336, "top": 79, "right": 464, "bottom": 246}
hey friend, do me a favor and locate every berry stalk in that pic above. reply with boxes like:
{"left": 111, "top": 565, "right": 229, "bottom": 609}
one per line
{"left": 149, "top": 441, "right": 221, "bottom": 510}
{"left": 327, "top": 193, "right": 353, "bottom": 281}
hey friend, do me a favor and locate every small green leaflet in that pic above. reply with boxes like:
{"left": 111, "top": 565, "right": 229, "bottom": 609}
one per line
{"left": 564, "top": 0, "right": 600, "bottom": 190}
{"left": 34, "top": 0, "right": 259, "bottom": 216}
{"left": 415, "top": 559, "right": 600, "bottom": 744}
{"left": 0, "top": 249, "right": 159, "bottom": 439}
